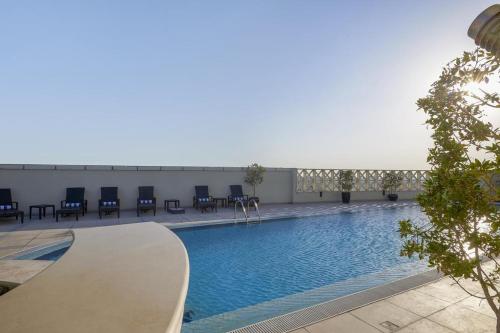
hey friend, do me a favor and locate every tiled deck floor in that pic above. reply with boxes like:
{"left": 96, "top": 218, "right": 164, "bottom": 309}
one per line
{"left": 0, "top": 200, "right": 496, "bottom": 332}
{"left": 290, "top": 272, "right": 497, "bottom": 333}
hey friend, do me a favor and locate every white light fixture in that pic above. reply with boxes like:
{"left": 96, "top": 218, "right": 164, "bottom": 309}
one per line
{"left": 468, "top": 4, "right": 500, "bottom": 55}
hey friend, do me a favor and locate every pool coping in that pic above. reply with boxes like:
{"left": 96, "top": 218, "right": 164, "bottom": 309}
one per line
{"left": 228, "top": 269, "right": 441, "bottom": 333}
{"left": 164, "top": 214, "right": 292, "bottom": 229}
{"left": 164, "top": 201, "right": 420, "bottom": 230}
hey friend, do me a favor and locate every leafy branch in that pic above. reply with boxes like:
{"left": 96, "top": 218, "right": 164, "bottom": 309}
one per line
{"left": 399, "top": 48, "right": 500, "bottom": 330}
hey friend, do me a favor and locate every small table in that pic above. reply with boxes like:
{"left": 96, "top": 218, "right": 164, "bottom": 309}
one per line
{"left": 167, "top": 207, "right": 185, "bottom": 214}
{"left": 212, "top": 197, "right": 227, "bottom": 208}
{"left": 29, "top": 204, "right": 55, "bottom": 220}
{"left": 164, "top": 199, "right": 180, "bottom": 211}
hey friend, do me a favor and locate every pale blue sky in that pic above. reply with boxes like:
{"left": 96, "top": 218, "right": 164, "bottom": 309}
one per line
{"left": 0, "top": 1, "right": 495, "bottom": 169}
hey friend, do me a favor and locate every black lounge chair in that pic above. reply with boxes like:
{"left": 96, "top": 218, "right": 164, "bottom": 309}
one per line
{"left": 0, "top": 189, "right": 24, "bottom": 223}
{"left": 228, "top": 185, "right": 249, "bottom": 207}
{"left": 99, "top": 187, "right": 120, "bottom": 219}
{"left": 229, "top": 185, "right": 260, "bottom": 209}
{"left": 137, "top": 186, "right": 156, "bottom": 216}
{"left": 194, "top": 185, "right": 217, "bottom": 213}
{"left": 57, "top": 187, "right": 86, "bottom": 221}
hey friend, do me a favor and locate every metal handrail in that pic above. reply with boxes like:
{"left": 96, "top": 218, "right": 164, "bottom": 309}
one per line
{"left": 248, "top": 199, "right": 261, "bottom": 223}
{"left": 234, "top": 200, "right": 248, "bottom": 223}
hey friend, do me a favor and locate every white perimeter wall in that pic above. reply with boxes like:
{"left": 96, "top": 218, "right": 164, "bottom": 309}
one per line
{"left": 0, "top": 165, "right": 420, "bottom": 212}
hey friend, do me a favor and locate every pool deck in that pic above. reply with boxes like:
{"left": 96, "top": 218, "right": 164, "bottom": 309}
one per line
{"left": 0, "top": 200, "right": 497, "bottom": 332}
{"left": 288, "top": 269, "right": 497, "bottom": 333}
{"left": 0, "top": 223, "right": 189, "bottom": 333}
{"left": 0, "top": 201, "right": 418, "bottom": 258}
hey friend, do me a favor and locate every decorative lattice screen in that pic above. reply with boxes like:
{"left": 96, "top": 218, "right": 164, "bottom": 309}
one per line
{"left": 296, "top": 169, "right": 428, "bottom": 192}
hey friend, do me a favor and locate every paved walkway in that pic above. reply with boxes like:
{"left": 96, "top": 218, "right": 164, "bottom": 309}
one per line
{"left": 291, "top": 271, "right": 497, "bottom": 333}
{"left": 0, "top": 200, "right": 496, "bottom": 332}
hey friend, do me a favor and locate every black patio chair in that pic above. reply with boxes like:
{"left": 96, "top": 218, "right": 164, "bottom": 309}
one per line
{"left": 228, "top": 185, "right": 249, "bottom": 207}
{"left": 61, "top": 187, "right": 87, "bottom": 215}
{"left": 0, "top": 189, "right": 24, "bottom": 223}
{"left": 98, "top": 187, "right": 120, "bottom": 219}
{"left": 57, "top": 187, "right": 86, "bottom": 221}
{"left": 137, "top": 186, "right": 156, "bottom": 216}
{"left": 194, "top": 185, "right": 217, "bottom": 213}
{"left": 230, "top": 185, "right": 260, "bottom": 210}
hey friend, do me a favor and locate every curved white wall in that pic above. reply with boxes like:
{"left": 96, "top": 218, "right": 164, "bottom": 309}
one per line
{"left": 0, "top": 222, "right": 189, "bottom": 333}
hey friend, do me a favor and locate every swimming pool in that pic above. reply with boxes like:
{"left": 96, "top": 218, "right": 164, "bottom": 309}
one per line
{"left": 175, "top": 204, "right": 429, "bottom": 333}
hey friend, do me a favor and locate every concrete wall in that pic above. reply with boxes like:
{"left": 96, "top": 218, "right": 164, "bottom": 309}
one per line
{"left": 0, "top": 165, "right": 293, "bottom": 212}
{"left": 0, "top": 164, "right": 420, "bottom": 212}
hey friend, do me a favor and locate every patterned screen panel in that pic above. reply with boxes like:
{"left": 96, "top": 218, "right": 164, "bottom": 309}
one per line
{"left": 296, "top": 169, "right": 428, "bottom": 192}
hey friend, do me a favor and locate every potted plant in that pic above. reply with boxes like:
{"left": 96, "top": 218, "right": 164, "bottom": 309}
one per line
{"left": 382, "top": 171, "right": 403, "bottom": 201}
{"left": 244, "top": 163, "right": 265, "bottom": 201}
{"left": 339, "top": 170, "right": 354, "bottom": 203}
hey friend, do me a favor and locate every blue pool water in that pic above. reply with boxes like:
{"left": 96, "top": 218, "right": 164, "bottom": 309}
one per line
{"left": 34, "top": 247, "right": 69, "bottom": 260}
{"left": 14, "top": 243, "right": 70, "bottom": 261}
{"left": 175, "top": 205, "right": 429, "bottom": 332}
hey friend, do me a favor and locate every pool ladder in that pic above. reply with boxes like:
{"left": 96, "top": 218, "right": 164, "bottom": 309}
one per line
{"left": 234, "top": 198, "right": 261, "bottom": 224}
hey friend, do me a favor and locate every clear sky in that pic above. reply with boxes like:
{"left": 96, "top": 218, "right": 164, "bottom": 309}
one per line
{"left": 0, "top": 1, "right": 496, "bottom": 169}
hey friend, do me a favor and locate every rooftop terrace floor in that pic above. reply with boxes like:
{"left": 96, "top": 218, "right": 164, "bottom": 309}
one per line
{"left": 0, "top": 201, "right": 496, "bottom": 333}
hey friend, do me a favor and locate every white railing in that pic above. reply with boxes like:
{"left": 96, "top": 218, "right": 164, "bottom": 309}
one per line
{"left": 296, "top": 169, "right": 428, "bottom": 192}
{"left": 234, "top": 199, "right": 248, "bottom": 223}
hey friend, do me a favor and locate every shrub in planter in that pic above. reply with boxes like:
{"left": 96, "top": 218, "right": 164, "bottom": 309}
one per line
{"left": 339, "top": 170, "right": 354, "bottom": 203}
{"left": 387, "top": 193, "right": 399, "bottom": 201}
{"left": 382, "top": 171, "right": 403, "bottom": 201}
{"left": 244, "top": 163, "right": 265, "bottom": 199}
